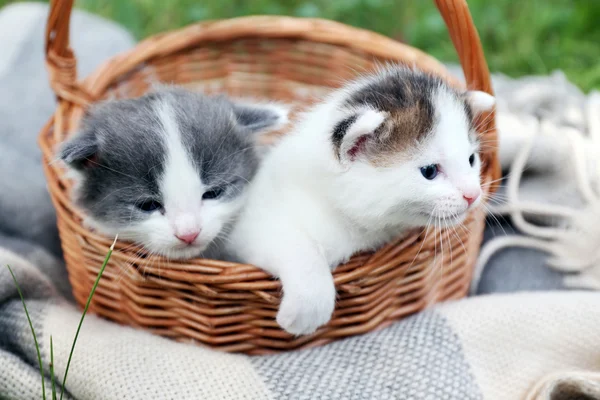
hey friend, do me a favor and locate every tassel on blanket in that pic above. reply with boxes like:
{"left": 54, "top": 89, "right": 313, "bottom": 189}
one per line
{"left": 472, "top": 83, "right": 600, "bottom": 292}
{"left": 525, "top": 371, "right": 600, "bottom": 400}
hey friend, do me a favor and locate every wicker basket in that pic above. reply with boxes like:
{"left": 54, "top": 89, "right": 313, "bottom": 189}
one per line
{"left": 40, "top": 0, "right": 498, "bottom": 354}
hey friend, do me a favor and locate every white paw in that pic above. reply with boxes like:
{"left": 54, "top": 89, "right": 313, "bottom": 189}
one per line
{"left": 276, "top": 278, "right": 336, "bottom": 336}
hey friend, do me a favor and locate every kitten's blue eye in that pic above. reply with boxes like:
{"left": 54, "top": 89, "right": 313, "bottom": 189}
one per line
{"left": 469, "top": 153, "right": 475, "bottom": 167}
{"left": 203, "top": 187, "right": 224, "bottom": 200}
{"left": 420, "top": 164, "right": 438, "bottom": 180}
{"left": 137, "top": 199, "right": 163, "bottom": 212}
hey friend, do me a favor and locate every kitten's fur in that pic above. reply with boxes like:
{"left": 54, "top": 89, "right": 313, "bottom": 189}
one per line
{"left": 59, "top": 87, "right": 288, "bottom": 259}
{"left": 226, "top": 66, "right": 496, "bottom": 335}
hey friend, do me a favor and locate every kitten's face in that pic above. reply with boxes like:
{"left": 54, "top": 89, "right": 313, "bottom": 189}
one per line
{"left": 375, "top": 112, "right": 482, "bottom": 227}
{"left": 60, "top": 89, "right": 287, "bottom": 259}
{"left": 330, "top": 67, "right": 495, "bottom": 228}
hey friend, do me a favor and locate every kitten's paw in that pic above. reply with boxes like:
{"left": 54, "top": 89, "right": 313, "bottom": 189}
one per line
{"left": 276, "top": 278, "right": 336, "bottom": 336}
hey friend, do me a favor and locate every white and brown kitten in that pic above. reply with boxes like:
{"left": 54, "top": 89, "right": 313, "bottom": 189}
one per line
{"left": 226, "top": 66, "right": 496, "bottom": 335}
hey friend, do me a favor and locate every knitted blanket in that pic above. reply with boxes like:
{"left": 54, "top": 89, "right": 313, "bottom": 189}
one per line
{"left": 2, "top": 261, "right": 599, "bottom": 400}
{"left": 1, "top": 3, "right": 599, "bottom": 400}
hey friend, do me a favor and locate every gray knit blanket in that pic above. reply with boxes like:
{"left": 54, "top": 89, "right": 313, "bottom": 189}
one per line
{"left": 1, "top": 3, "right": 599, "bottom": 400}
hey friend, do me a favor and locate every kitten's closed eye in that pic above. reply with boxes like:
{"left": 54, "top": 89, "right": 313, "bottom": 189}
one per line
{"left": 202, "top": 187, "right": 224, "bottom": 200}
{"left": 136, "top": 199, "right": 163, "bottom": 213}
{"left": 203, "top": 178, "right": 246, "bottom": 200}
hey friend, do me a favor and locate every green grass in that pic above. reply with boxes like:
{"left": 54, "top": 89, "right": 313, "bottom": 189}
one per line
{"left": 6, "top": 264, "right": 47, "bottom": 398}
{"left": 1, "top": 0, "right": 599, "bottom": 90}
{"left": 6, "top": 235, "right": 116, "bottom": 400}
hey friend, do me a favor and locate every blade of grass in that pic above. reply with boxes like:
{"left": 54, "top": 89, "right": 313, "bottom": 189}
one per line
{"left": 6, "top": 264, "right": 46, "bottom": 400}
{"left": 60, "top": 235, "right": 117, "bottom": 400}
{"left": 50, "top": 336, "right": 57, "bottom": 400}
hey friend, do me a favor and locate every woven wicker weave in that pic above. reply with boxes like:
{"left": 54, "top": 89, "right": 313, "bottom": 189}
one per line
{"left": 40, "top": 0, "right": 498, "bottom": 354}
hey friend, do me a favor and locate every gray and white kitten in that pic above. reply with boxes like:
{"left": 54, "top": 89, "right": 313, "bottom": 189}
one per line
{"left": 59, "top": 87, "right": 288, "bottom": 259}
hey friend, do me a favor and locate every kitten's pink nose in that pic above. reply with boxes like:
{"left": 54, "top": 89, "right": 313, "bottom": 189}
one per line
{"left": 175, "top": 231, "right": 199, "bottom": 245}
{"left": 463, "top": 193, "right": 479, "bottom": 207}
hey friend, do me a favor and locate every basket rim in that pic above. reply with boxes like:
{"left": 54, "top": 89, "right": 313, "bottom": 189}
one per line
{"left": 78, "top": 15, "right": 460, "bottom": 102}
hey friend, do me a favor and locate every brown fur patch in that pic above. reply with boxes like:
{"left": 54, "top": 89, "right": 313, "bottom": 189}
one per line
{"left": 366, "top": 100, "right": 435, "bottom": 167}
{"left": 344, "top": 68, "right": 442, "bottom": 166}
{"left": 340, "top": 67, "right": 482, "bottom": 167}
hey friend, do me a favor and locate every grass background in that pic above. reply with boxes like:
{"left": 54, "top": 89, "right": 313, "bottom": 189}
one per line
{"left": 2, "top": 0, "right": 599, "bottom": 91}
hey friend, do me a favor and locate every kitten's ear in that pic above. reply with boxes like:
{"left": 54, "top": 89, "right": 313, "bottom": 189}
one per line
{"left": 333, "top": 109, "right": 387, "bottom": 165}
{"left": 465, "top": 90, "right": 496, "bottom": 115}
{"left": 232, "top": 102, "right": 290, "bottom": 135}
{"left": 59, "top": 131, "right": 99, "bottom": 170}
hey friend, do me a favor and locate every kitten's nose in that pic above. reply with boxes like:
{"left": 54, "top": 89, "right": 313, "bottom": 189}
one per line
{"left": 463, "top": 193, "right": 479, "bottom": 207}
{"left": 175, "top": 231, "right": 199, "bottom": 245}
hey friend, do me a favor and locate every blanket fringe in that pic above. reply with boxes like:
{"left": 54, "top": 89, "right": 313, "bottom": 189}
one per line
{"left": 473, "top": 92, "right": 600, "bottom": 294}
{"left": 525, "top": 371, "right": 600, "bottom": 400}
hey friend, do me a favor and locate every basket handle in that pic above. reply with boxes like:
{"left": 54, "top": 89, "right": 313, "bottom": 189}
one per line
{"left": 45, "top": 0, "right": 494, "bottom": 103}
{"left": 434, "top": 0, "right": 493, "bottom": 94}
{"left": 45, "top": 0, "right": 92, "bottom": 105}
{"left": 434, "top": 0, "right": 499, "bottom": 183}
